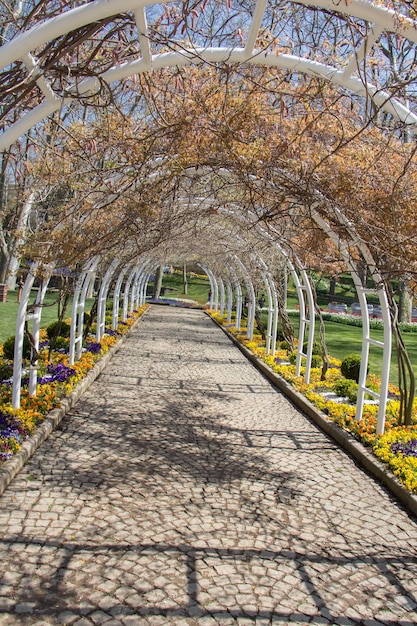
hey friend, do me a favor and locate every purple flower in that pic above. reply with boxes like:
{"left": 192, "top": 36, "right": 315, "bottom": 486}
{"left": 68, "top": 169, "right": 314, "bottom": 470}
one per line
{"left": 85, "top": 341, "right": 101, "bottom": 354}
{"left": 104, "top": 328, "right": 119, "bottom": 337}
{"left": 45, "top": 363, "right": 76, "bottom": 383}
{"left": 0, "top": 412, "right": 24, "bottom": 442}
{"left": 391, "top": 439, "right": 417, "bottom": 458}
{"left": 0, "top": 450, "right": 13, "bottom": 462}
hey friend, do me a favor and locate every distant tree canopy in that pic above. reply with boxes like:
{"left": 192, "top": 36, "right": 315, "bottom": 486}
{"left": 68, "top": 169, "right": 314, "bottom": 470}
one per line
{"left": 1, "top": 0, "right": 417, "bottom": 293}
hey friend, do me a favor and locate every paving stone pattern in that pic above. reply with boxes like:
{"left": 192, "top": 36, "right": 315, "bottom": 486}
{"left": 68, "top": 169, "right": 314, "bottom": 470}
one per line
{"left": 0, "top": 306, "right": 417, "bottom": 626}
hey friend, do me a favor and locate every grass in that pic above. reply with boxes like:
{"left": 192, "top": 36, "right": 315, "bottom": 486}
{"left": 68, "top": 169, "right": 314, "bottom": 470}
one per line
{"left": 1, "top": 274, "right": 416, "bottom": 387}
{"left": 287, "top": 312, "right": 417, "bottom": 386}
{"left": 0, "top": 288, "right": 95, "bottom": 345}
{"left": 156, "top": 271, "right": 211, "bottom": 304}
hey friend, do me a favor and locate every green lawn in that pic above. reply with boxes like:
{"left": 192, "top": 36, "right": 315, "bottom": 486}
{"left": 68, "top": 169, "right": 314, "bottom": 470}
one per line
{"left": 0, "top": 288, "right": 95, "bottom": 345}
{"left": 157, "top": 272, "right": 211, "bottom": 303}
{"left": 287, "top": 312, "right": 417, "bottom": 386}
{"left": 1, "top": 276, "right": 416, "bottom": 387}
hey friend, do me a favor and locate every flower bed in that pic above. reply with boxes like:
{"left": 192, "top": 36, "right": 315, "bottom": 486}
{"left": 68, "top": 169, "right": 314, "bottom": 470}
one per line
{"left": 0, "top": 306, "right": 148, "bottom": 464}
{"left": 211, "top": 312, "right": 417, "bottom": 494}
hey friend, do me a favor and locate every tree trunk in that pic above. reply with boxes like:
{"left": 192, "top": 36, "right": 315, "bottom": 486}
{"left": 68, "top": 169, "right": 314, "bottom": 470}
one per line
{"left": 2, "top": 192, "right": 36, "bottom": 288}
{"left": 152, "top": 265, "right": 164, "bottom": 299}
{"left": 329, "top": 276, "right": 336, "bottom": 297}
{"left": 255, "top": 308, "right": 266, "bottom": 341}
{"left": 275, "top": 267, "right": 294, "bottom": 350}
{"left": 398, "top": 279, "right": 412, "bottom": 323}
{"left": 0, "top": 248, "right": 9, "bottom": 284}
{"left": 183, "top": 262, "right": 187, "bottom": 294}
{"left": 386, "top": 284, "right": 415, "bottom": 426}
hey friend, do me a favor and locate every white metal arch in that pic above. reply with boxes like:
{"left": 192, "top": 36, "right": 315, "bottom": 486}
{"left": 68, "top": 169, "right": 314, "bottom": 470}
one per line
{"left": 216, "top": 205, "right": 317, "bottom": 381}
{"left": 69, "top": 256, "right": 100, "bottom": 365}
{"left": 312, "top": 211, "right": 392, "bottom": 435}
{"left": 96, "top": 260, "right": 120, "bottom": 342}
{"left": 1, "top": 0, "right": 417, "bottom": 151}
{"left": 12, "top": 263, "right": 53, "bottom": 409}
{"left": 112, "top": 266, "right": 128, "bottom": 330}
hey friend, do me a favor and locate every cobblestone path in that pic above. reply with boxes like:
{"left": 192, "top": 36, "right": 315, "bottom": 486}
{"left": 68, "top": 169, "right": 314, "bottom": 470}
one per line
{"left": 1, "top": 306, "right": 417, "bottom": 626}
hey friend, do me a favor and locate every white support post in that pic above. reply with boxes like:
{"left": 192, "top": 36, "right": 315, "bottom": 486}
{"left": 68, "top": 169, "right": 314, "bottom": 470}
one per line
{"left": 228, "top": 266, "right": 242, "bottom": 330}
{"left": 262, "top": 272, "right": 274, "bottom": 355}
{"left": 139, "top": 265, "right": 154, "bottom": 306}
{"left": 112, "top": 267, "right": 128, "bottom": 330}
{"left": 311, "top": 209, "right": 392, "bottom": 432}
{"left": 122, "top": 266, "right": 138, "bottom": 322}
{"left": 96, "top": 260, "right": 119, "bottom": 342}
{"left": 233, "top": 256, "right": 256, "bottom": 340}
{"left": 12, "top": 264, "right": 37, "bottom": 409}
{"left": 292, "top": 267, "right": 315, "bottom": 383}
{"left": 28, "top": 271, "right": 53, "bottom": 396}
{"left": 130, "top": 267, "right": 141, "bottom": 313}
{"left": 69, "top": 257, "right": 99, "bottom": 365}
{"left": 219, "top": 277, "right": 225, "bottom": 317}
{"left": 197, "top": 264, "right": 215, "bottom": 309}
{"left": 135, "top": 262, "right": 153, "bottom": 309}
{"left": 271, "top": 285, "right": 279, "bottom": 357}
{"left": 355, "top": 286, "right": 392, "bottom": 434}
{"left": 300, "top": 269, "right": 316, "bottom": 384}
{"left": 226, "top": 280, "right": 233, "bottom": 323}
{"left": 235, "top": 281, "right": 243, "bottom": 330}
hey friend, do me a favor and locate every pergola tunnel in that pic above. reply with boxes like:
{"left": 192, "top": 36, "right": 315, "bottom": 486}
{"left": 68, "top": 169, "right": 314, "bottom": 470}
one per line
{"left": 2, "top": 1, "right": 417, "bottom": 444}
{"left": 7, "top": 241, "right": 393, "bottom": 438}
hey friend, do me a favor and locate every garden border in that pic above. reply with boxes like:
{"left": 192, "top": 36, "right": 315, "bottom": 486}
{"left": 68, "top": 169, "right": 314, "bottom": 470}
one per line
{"left": 0, "top": 309, "right": 149, "bottom": 497}
{"left": 208, "top": 313, "right": 417, "bottom": 519}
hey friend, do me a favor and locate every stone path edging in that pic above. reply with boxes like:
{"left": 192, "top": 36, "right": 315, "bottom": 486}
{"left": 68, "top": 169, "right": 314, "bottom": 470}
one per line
{"left": 209, "top": 314, "right": 417, "bottom": 519}
{"left": 0, "top": 311, "right": 148, "bottom": 498}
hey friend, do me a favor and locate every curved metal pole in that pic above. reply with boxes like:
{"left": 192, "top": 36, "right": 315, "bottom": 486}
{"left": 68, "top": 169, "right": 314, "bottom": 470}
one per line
{"left": 137, "top": 261, "right": 153, "bottom": 307}
{"left": 250, "top": 217, "right": 315, "bottom": 379}
{"left": 130, "top": 266, "right": 143, "bottom": 313}
{"left": 226, "top": 280, "right": 233, "bottom": 324}
{"left": 228, "top": 265, "right": 242, "bottom": 330}
{"left": 96, "top": 260, "right": 119, "bottom": 342}
{"left": 270, "top": 276, "right": 280, "bottom": 357}
{"left": 12, "top": 263, "right": 38, "bottom": 409}
{"left": 122, "top": 265, "right": 139, "bottom": 322}
{"left": 69, "top": 257, "right": 99, "bottom": 365}
{"left": 140, "top": 264, "right": 157, "bottom": 306}
{"left": 1, "top": 0, "right": 416, "bottom": 152}
{"left": 296, "top": 269, "right": 316, "bottom": 384}
{"left": 136, "top": 260, "right": 156, "bottom": 308}
{"left": 233, "top": 256, "right": 256, "bottom": 340}
{"left": 261, "top": 271, "right": 274, "bottom": 355}
{"left": 112, "top": 266, "right": 128, "bottom": 330}
{"left": 28, "top": 270, "right": 53, "bottom": 396}
{"left": 312, "top": 211, "right": 391, "bottom": 434}
{"left": 218, "top": 277, "right": 225, "bottom": 316}
{"left": 197, "top": 264, "right": 217, "bottom": 309}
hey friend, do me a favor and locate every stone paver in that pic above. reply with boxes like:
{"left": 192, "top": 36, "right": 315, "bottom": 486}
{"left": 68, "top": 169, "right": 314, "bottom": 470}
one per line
{"left": 0, "top": 306, "right": 416, "bottom": 625}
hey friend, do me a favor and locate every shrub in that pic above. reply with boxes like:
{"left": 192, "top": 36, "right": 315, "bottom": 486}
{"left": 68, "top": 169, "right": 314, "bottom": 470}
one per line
{"left": 0, "top": 363, "right": 13, "bottom": 380}
{"left": 341, "top": 353, "right": 366, "bottom": 383}
{"left": 2, "top": 335, "right": 32, "bottom": 360}
{"left": 53, "top": 336, "right": 69, "bottom": 351}
{"left": 333, "top": 378, "right": 359, "bottom": 402}
{"left": 289, "top": 351, "right": 322, "bottom": 368}
{"left": 46, "top": 320, "right": 71, "bottom": 340}
{"left": 289, "top": 350, "right": 298, "bottom": 364}
{"left": 311, "top": 354, "right": 323, "bottom": 368}
{"left": 302, "top": 340, "right": 322, "bottom": 355}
